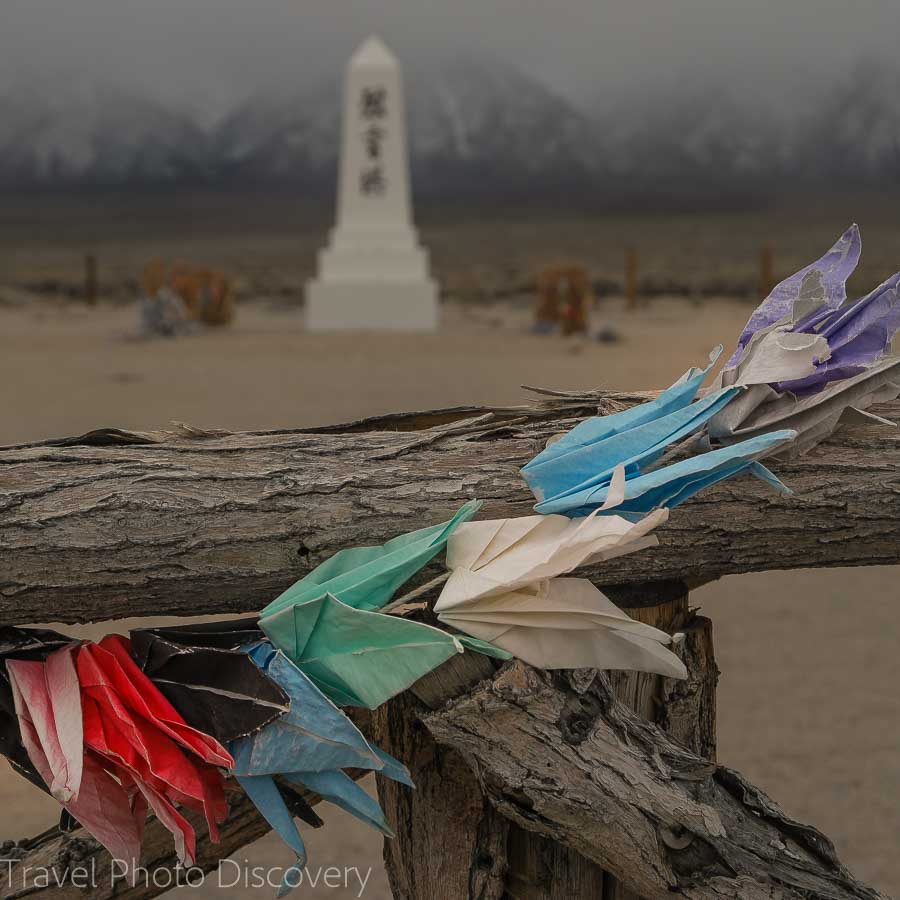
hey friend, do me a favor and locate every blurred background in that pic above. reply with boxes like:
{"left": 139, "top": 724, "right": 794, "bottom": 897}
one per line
{"left": 2, "top": 1, "right": 899, "bottom": 897}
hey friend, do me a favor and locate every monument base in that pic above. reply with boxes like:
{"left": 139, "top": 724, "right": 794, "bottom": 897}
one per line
{"left": 305, "top": 280, "right": 439, "bottom": 332}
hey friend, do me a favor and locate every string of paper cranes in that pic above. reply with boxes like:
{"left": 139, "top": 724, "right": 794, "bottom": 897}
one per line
{"left": 2, "top": 224, "right": 898, "bottom": 894}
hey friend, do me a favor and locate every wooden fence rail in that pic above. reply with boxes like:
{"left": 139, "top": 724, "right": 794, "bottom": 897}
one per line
{"left": 2, "top": 398, "right": 899, "bottom": 625}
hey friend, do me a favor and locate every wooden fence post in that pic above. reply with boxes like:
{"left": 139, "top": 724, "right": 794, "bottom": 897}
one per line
{"left": 84, "top": 253, "right": 98, "bottom": 305}
{"left": 375, "top": 582, "right": 716, "bottom": 899}
{"left": 602, "top": 585, "right": 716, "bottom": 899}
{"left": 625, "top": 247, "right": 638, "bottom": 310}
{"left": 372, "top": 654, "right": 510, "bottom": 900}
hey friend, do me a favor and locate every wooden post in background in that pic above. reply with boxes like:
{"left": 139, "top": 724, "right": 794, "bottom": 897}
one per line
{"left": 84, "top": 253, "right": 98, "bottom": 306}
{"left": 758, "top": 244, "right": 774, "bottom": 300}
{"left": 624, "top": 247, "right": 638, "bottom": 310}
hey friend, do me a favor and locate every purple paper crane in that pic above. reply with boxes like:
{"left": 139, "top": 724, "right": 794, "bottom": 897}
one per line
{"left": 710, "top": 225, "right": 900, "bottom": 456}
{"left": 725, "top": 224, "right": 900, "bottom": 393}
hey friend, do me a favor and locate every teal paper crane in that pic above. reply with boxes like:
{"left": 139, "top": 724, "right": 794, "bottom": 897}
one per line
{"left": 259, "top": 501, "right": 508, "bottom": 708}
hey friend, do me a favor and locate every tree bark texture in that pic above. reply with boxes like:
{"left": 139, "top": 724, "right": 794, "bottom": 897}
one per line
{"left": 1, "top": 399, "right": 899, "bottom": 626}
{"left": 371, "top": 590, "right": 873, "bottom": 900}
{"left": 424, "top": 660, "right": 884, "bottom": 900}
{"left": 0, "top": 784, "right": 325, "bottom": 900}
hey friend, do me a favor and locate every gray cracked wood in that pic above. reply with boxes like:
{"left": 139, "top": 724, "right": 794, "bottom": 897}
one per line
{"left": 2, "top": 399, "right": 899, "bottom": 626}
{"left": 0, "top": 782, "right": 330, "bottom": 900}
{"left": 424, "top": 662, "right": 885, "bottom": 900}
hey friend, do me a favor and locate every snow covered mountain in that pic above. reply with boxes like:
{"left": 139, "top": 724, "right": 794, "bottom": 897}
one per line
{"left": 2, "top": 59, "right": 900, "bottom": 196}
{"left": 0, "top": 78, "right": 210, "bottom": 188}
{"left": 596, "top": 88, "right": 792, "bottom": 183}
{"left": 795, "top": 62, "right": 900, "bottom": 183}
{"left": 212, "top": 57, "right": 603, "bottom": 197}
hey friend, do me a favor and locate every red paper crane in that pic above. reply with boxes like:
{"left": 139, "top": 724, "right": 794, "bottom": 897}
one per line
{"left": 8, "top": 635, "right": 234, "bottom": 868}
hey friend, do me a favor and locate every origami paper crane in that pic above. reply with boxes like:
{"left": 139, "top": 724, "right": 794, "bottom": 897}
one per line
{"left": 131, "top": 620, "right": 290, "bottom": 743}
{"left": 261, "top": 592, "right": 467, "bottom": 708}
{"left": 261, "top": 500, "right": 481, "bottom": 618}
{"left": 259, "top": 501, "right": 508, "bottom": 707}
{"left": 0, "top": 626, "right": 72, "bottom": 792}
{"left": 7, "top": 643, "right": 147, "bottom": 866}
{"left": 710, "top": 226, "right": 900, "bottom": 454}
{"left": 10, "top": 635, "right": 235, "bottom": 868}
{"left": 231, "top": 642, "right": 414, "bottom": 896}
{"left": 727, "top": 223, "right": 862, "bottom": 369}
{"left": 434, "top": 512, "right": 686, "bottom": 677}
{"left": 75, "top": 635, "right": 234, "bottom": 865}
{"left": 521, "top": 348, "right": 795, "bottom": 517}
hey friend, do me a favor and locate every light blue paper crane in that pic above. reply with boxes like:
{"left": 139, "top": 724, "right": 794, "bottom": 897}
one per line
{"left": 521, "top": 348, "right": 795, "bottom": 517}
{"left": 230, "top": 641, "right": 414, "bottom": 896}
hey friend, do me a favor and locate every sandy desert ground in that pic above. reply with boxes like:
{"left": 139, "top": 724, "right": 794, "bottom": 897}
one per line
{"left": 1, "top": 294, "right": 898, "bottom": 898}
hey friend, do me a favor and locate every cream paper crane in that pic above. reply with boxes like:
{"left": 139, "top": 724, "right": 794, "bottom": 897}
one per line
{"left": 434, "top": 507, "right": 687, "bottom": 678}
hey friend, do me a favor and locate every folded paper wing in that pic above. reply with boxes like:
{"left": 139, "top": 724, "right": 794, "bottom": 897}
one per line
{"left": 7, "top": 645, "right": 83, "bottom": 803}
{"left": 0, "top": 625, "right": 74, "bottom": 793}
{"left": 440, "top": 509, "right": 668, "bottom": 603}
{"left": 131, "top": 622, "right": 290, "bottom": 743}
{"left": 532, "top": 430, "right": 796, "bottom": 517}
{"left": 435, "top": 512, "right": 686, "bottom": 677}
{"left": 439, "top": 578, "right": 686, "bottom": 678}
{"left": 231, "top": 642, "right": 413, "bottom": 896}
{"left": 261, "top": 500, "right": 481, "bottom": 618}
{"left": 726, "top": 223, "right": 861, "bottom": 369}
{"left": 260, "top": 593, "right": 464, "bottom": 709}
{"left": 782, "top": 271, "right": 900, "bottom": 390}
{"left": 230, "top": 642, "right": 389, "bottom": 776}
{"left": 523, "top": 347, "right": 727, "bottom": 497}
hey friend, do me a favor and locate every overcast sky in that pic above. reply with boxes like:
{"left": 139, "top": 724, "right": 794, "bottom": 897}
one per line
{"left": 4, "top": 0, "right": 900, "bottom": 113}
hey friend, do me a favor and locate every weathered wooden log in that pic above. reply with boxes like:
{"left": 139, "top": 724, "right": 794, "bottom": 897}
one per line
{"left": 374, "top": 586, "right": 714, "bottom": 900}
{"left": 2, "top": 399, "right": 899, "bottom": 626}
{"left": 373, "top": 654, "right": 510, "bottom": 900}
{"left": 0, "top": 785, "right": 318, "bottom": 900}
{"left": 425, "top": 661, "right": 884, "bottom": 900}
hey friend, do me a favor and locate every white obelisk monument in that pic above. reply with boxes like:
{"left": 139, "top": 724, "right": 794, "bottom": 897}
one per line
{"left": 305, "top": 36, "right": 439, "bottom": 331}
